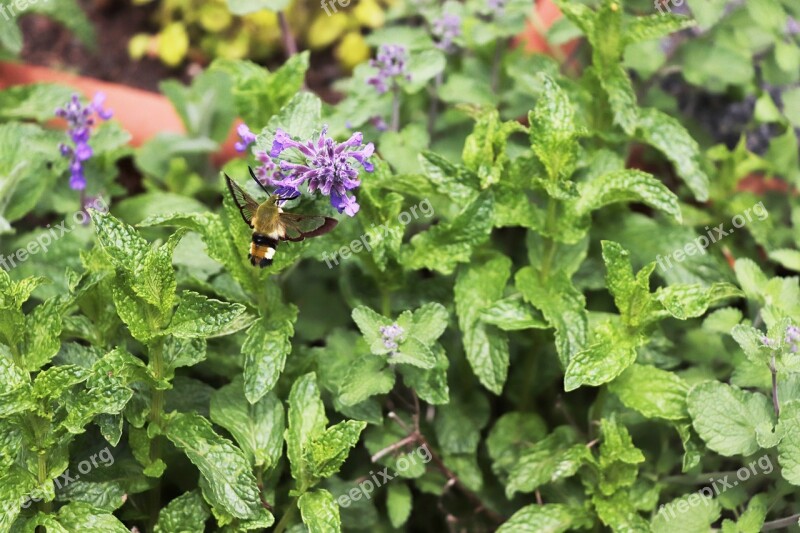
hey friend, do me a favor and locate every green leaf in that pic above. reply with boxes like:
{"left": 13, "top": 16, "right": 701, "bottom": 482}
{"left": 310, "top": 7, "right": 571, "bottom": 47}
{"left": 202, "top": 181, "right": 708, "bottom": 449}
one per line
{"left": 89, "top": 210, "right": 150, "bottom": 274}
{"left": 164, "top": 412, "right": 266, "bottom": 520}
{"left": 286, "top": 373, "right": 327, "bottom": 489}
{"left": 654, "top": 283, "right": 743, "bottom": 320}
{"left": 298, "top": 489, "right": 341, "bottom": 533}
{"left": 487, "top": 412, "right": 548, "bottom": 477}
{"left": 529, "top": 74, "right": 584, "bottom": 182}
{"left": 386, "top": 483, "right": 412, "bottom": 528}
{"left": 573, "top": 169, "right": 682, "bottom": 223}
{"left": 305, "top": 420, "right": 366, "bottom": 479}
{"left": 211, "top": 53, "right": 309, "bottom": 126}
{"left": 155, "top": 491, "right": 210, "bottom": 533}
{"left": 406, "top": 302, "right": 449, "bottom": 345}
{"left": 160, "top": 70, "right": 236, "bottom": 142}
{"left": 593, "top": 490, "right": 651, "bottom": 532}
{"left": 338, "top": 354, "right": 396, "bottom": 406}
{"left": 777, "top": 400, "right": 800, "bottom": 485}
{"left": 688, "top": 381, "right": 774, "bottom": 456}
{"left": 130, "top": 228, "right": 187, "bottom": 318}
{"left": 505, "top": 427, "right": 589, "bottom": 498}
{"left": 596, "top": 62, "right": 639, "bottom": 134}
{"left": 23, "top": 297, "right": 63, "bottom": 371}
{"left": 608, "top": 364, "right": 689, "bottom": 420}
{"left": 600, "top": 240, "right": 659, "bottom": 328}
{"left": 479, "top": 297, "right": 549, "bottom": 331}
{"left": 38, "top": 502, "right": 130, "bottom": 532}
{"left": 564, "top": 319, "right": 641, "bottom": 391}
{"left": 210, "top": 378, "right": 285, "bottom": 469}
{"left": 167, "top": 291, "right": 249, "bottom": 339}
{"left": 243, "top": 307, "right": 297, "bottom": 403}
{"left": 497, "top": 504, "right": 589, "bottom": 533}
{"left": 403, "top": 192, "right": 494, "bottom": 275}
{"left": 454, "top": 254, "right": 511, "bottom": 394}
{"left": 651, "top": 493, "right": 722, "bottom": 532}
{"left": 516, "top": 267, "right": 587, "bottom": 365}
{"left": 636, "top": 108, "right": 710, "bottom": 202}
{"left": 597, "top": 416, "right": 645, "bottom": 495}
{"left": 624, "top": 14, "right": 695, "bottom": 46}
{"left": 226, "top": 0, "right": 291, "bottom": 14}
{"left": 418, "top": 151, "right": 480, "bottom": 206}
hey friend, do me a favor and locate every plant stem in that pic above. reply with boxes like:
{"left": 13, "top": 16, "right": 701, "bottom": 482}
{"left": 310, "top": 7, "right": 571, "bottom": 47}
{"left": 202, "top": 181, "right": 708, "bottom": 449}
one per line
{"left": 391, "top": 82, "right": 401, "bottom": 132}
{"left": 37, "top": 445, "right": 52, "bottom": 514}
{"left": 762, "top": 513, "right": 800, "bottom": 531}
{"left": 427, "top": 72, "right": 443, "bottom": 139}
{"left": 148, "top": 338, "right": 166, "bottom": 530}
{"left": 539, "top": 198, "right": 558, "bottom": 279}
{"left": 490, "top": 39, "right": 507, "bottom": 93}
{"left": 274, "top": 499, "right": 298, "bottom": 533}
{"left": 770, "top": 353, "right": 780, "bottom": 417}
{"left": 278, "top": 12, "right": 298, "bottom": 57}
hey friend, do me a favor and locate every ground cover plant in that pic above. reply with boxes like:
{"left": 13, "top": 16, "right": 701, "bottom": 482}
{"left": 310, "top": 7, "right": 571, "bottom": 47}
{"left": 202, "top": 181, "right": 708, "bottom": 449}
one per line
{"left": 1, "top": 0, "right": 800, "bottom": 531}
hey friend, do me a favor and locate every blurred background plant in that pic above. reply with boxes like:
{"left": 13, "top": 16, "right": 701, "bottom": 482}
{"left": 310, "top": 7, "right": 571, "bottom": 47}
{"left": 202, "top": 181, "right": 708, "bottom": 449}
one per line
{"left": 127, "top": 0, "right": 393, "bottom": 70}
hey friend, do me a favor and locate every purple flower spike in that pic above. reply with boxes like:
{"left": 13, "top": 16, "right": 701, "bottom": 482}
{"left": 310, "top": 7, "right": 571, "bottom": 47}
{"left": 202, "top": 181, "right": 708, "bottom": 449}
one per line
{"left": 380, "top": 323, "right": 404, "bottom": 352}
{"left": 487, "top": 0, "right": 506, "bottom": 15}
{"left": 367, "top": 44, "right": 411, "bottom": 95}
{"left": 268, "top": 126, "right": 374, "bottom": 217}
{"left": 432, "top": 13, "right": 461, "bottom": 52}
{"left": 55, "top": 92, "right": 113, "bottom": 192}
{"left": 786, "top": 325, "right": 800, "bottom": 353}
{"left": 235, "top": 123, "right": 257, "bottom": 153}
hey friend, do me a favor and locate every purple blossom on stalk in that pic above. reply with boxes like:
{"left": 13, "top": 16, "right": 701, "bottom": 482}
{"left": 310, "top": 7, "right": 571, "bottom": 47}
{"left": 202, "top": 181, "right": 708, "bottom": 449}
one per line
{"left": 432, "top": 13, "right": 461, "bottom": 52}
{"left": 367, "top": 44, "right": 411, "bottom": 94}
{"left": 487, "top": 0, "right": 507, "bottom": 15}
{"left": 55, "top": 93, "right": 113, "bottom": 191}
{"left": 269, "top": 126, "right": 374, "bottom": 217}
{"left": 380, "top": 323, "right": 404, "bottom": 352}
{"left": 786, "top": 325, "right": 800, "bottom": 353}
{"left": 370, "top": 116, "right": 389, "bottom": 132}
{"left": 235, "top": 123, "right": 257, "bottom": 152}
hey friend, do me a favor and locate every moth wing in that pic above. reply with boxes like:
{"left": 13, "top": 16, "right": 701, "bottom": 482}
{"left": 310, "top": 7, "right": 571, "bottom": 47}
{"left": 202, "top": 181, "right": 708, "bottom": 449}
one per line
{"left": 225, "top": 174, "right": 260, "bottom": 228}
{"left": 279, "top": 212, "right": 338, "bottom": 242}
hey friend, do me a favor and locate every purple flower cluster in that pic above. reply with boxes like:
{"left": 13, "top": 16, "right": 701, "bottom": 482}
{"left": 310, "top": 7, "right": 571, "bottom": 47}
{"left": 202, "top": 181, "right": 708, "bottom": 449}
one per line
{"left": 786, "top": 325, "right": 800, "bottom": 353}
{"left": 235, "top": 123, "right": 257, "bottom": 152}
{"left": 55, "top": 93, "right": 113, "bottom": 191}
{"left": 367, "top": 44, "right": 411, "bottom": 94}
{"left": 269, "top": 126, "right": 374, "bottom": 217}
{"left": 380, "top": 323, "right": 404, "bottom": 352}
{"left": 487, "top": 0, "right": 507, "bottom": 15}
{"left": 432, "top": 13, "right": 461, "bottom": 52}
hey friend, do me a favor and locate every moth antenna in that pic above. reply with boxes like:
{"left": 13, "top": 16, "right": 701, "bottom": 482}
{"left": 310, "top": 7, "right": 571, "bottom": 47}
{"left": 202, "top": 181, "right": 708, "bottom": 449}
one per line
{"left": 249, "top": 166, "right": 271, "bottom": 194}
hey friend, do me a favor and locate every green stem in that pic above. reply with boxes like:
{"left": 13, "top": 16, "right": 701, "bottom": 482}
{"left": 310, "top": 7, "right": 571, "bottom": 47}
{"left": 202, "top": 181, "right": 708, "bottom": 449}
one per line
{"left": 540, "top": 197, "right": 558, "bottom": 280}
{"left": 274, "top": 499, "right": 298, "bottom": 533}
{"left": 148, "top": 338, "right": 166, "bottom": 531}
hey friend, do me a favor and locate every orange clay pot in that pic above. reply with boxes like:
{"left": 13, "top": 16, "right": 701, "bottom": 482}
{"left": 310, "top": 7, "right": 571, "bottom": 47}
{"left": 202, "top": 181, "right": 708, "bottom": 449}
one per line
{"left": 515, "top": 0, "right": 578, "bottom": 57}
{"left": 0, "top": 3, "right": 570, "bottom": 163}
{"left": 0, "top": 61, "right": 242, "bottom": 165}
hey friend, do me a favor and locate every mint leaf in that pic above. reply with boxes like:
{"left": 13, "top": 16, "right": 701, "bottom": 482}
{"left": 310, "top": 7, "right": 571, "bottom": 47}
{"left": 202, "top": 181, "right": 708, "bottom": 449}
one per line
{"left": 688, "top": 381, "right": 774, "bottom": 456}
{"left": 455, "top": 254, "right": 511, "bottom": 394}
{"left": 164, "top": 412, "right": 266, "bottom": 520}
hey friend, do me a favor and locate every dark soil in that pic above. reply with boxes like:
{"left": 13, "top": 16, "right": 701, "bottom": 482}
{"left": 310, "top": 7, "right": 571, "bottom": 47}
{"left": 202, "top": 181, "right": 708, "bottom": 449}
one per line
{"left": 20, "top": 0, "right": 185, "bottom": 92}
{"left": 18, "top": 0, "right": 344, "bottom": 101}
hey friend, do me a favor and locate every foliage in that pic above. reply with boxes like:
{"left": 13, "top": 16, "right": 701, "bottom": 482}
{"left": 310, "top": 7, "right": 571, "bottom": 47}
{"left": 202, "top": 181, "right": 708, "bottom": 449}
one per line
{"left": 2, "top": 0, "right": 800, "bottom": 531}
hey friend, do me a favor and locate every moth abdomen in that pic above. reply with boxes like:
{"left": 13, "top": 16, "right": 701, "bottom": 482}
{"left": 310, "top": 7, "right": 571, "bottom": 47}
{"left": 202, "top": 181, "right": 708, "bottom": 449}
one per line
{"left": 249, "top": 233, "right": 280, "bottom": 268}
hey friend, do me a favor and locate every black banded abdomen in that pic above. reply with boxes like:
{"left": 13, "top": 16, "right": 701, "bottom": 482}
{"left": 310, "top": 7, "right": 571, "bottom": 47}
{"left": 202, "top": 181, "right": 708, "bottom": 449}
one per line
{"left": 249, "top": 233, "right": 279, "bottom": 268}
